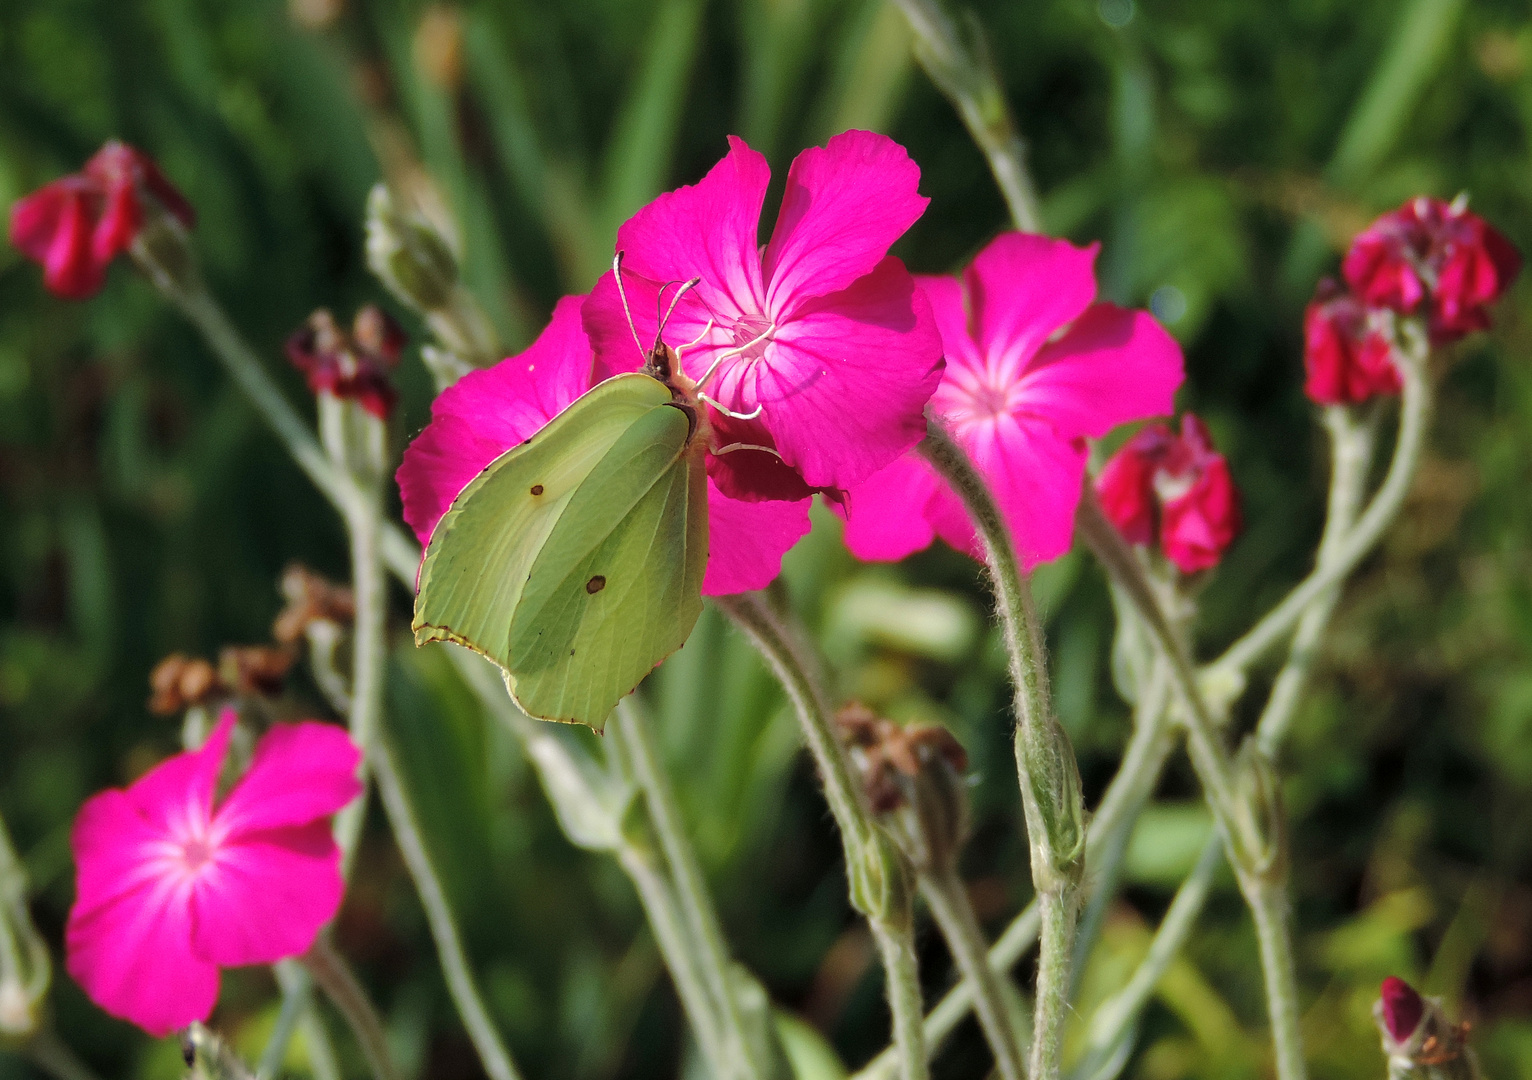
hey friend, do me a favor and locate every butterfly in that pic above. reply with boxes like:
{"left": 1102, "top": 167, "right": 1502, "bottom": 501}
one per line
{"left": 412, "top": 257, "right": 715, "bottom": 729}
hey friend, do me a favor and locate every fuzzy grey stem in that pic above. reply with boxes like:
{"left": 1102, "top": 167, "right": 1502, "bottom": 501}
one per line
{"left": 870, "top": 919, "right": 930, "bottom": 1080}
{"left": 303, "top": 937, "right": 400, "bottom": 1080}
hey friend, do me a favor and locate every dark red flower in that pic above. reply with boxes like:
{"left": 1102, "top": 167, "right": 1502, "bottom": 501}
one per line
{"left": 1342, "top": 196, "right": 1520, "bottom": 343}
{"left": 286, "top": 306, "right": 403, "bottom": 420}
{"left": 8, "top": 141, "right": 194, "bottom": 300}
{"left": 1303, "top": 279, "right": 1401, "bottom": 405}
{"left": 1095, "top": 414, "right": 1241, "bottom": 574}
{"left": 1379, "top": 976, "right": 1425, "bottom": 1044}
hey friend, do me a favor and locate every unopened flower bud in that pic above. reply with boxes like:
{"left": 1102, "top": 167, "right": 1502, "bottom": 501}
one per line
{"left": 217, "top": 645, "right": 294, "bottom": 697}
{"left": 274, "top": 564, "right": 356, "bottom": 646}
{"left": 365, "top": 183, "right": 459, "bottom": 313}
{"left": 1303, "top": 279, "right": 1402, "bottom": 406}
{"left": 1374, "top": 977, "right": 1479, "bottom": 1079}
{"left": 148, "top": 653, "right": 225, "bottom": 715}
{"left": 0, "top": 975, "right": 34, "bottom": 1037}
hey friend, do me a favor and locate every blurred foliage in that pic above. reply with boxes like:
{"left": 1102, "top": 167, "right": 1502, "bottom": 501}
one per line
{"left": 2, "top": 0, "right": 1532, "bottom": 1078}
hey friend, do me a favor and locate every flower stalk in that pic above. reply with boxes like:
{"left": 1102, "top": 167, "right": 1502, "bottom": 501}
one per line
{"left": 917, "top": 417, "right": 1083, "bottom": 1080}
{"left": 302, "top": 936, "right": 400, "bottom": 1080}
{"left": 716, "top": 592, "right": 928, "bottom": 1080}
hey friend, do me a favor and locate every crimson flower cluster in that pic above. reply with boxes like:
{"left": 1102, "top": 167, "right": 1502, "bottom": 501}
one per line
{"left": 286, "top": 305, "right": 407, "bottom": 420}
{"left": 8, "top": 141, "right": 194, "bottom": 300}
{"left": 1305, "top": 196, "right": 1520, "bottom": 405}
{"left": 1095, "top": 415, "right": 1241, "bottom": 574}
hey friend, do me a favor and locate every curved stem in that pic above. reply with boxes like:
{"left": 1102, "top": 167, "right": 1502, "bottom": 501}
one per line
{"left": 918, "top": 420, "right": 1082, "bottom": 1080}
{"left": 23, "top": 1032, "right": 103, "bottom": 1080}
{"left": 257, "top": 963, "right": 311, "bottom": 1079}
{"left": 303, "top": 937, "right": 400, "bottom": 1080}
{"left": 888, "top": 0, "right": 1042, "bottom": 232}
{"left": 918, "top": 867, "right": 1027, "bottom": 1080}
{"left": 373, "top": 736, "right": 524, "bottom": 1080}
{"left": 1210, "top": 339, "right": 1431, "bottom": 681}
{"left": 1077, "top": 834, "right": 1223, "bottom": 1077}
{"left": 613, "top": 701, "right": 766, "bottom": 1080}
{"left": 716, "top": 592, "right": 927, "bottom": 1080}
{"left": 1255, "top": 406, "right": 1377, "bottom": 752}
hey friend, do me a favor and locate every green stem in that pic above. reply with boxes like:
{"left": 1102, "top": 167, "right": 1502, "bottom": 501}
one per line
{"left": 918, "top": 867, "right": 1027, "bottom": 1080}
{"left": 1077, "top": 834, "right": 1223, "bottom": 1077}
{"left": 1209, "top": 335, "right": 1432, "bottom": 682}
{"left": 1254, "top": 406, "right": 1377, "bottom": 752}
{"left": 1249, "top": 875, "right": 1306, "bottom": 1080}
{"left": 303, "top": 936, "right": 400, "bottom": 1080}
{"left": 888, "top": 0, "right": 1041, "bottom": 231}
{"left": 372, "top": 736, "right": 524, "bottom": 1080}
{"left": 613, "top": 700, "right": 766, "bottom": 1080}
{"left": 715, "top": 593, "right": 927, "bottom": 1080}
{"left": 917, "top": 419, "right": 1082, "bottom": 1080}
{"left": 257, "top": 962, "right": 311, "bottom": 1080}
{"left": 21, "top": 1032, "right": 102, "bottom": 1080}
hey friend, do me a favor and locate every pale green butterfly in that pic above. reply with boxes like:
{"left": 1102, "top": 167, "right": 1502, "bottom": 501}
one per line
{"left": 412, "top": 256, "right": 759, "bottom": 730}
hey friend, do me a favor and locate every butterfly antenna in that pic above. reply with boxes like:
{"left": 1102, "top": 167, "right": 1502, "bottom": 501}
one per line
{"left": 612, "top": 251, "right": 646, "bottom": 361}
{"left": 699, "top": 391, "right": 765, "bottom": 421}
{"left": 655, "top": 276, "right": 702, "bottom": 347}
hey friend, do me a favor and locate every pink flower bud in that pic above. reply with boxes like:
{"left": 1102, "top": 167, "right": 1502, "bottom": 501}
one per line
{"left": 1380, "top": 976, "right": 1426, "bottom": 1044}
{"left": 8, "top": 141, "right": 193, "bottom": 300}
{"left": 1342, "top": 196, "right": 1520, "bottom": 343}
{"left": 1095, "top": 414, "right": 1241, "bottom": 574}
{"left": 285, "top": 306, "right": 403, "bottom": 419}
{"left": 1302, "top": 279, "right": 1401, "bottom": 405}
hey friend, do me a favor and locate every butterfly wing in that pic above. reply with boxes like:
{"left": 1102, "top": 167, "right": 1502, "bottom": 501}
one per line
{"left": 412, "top": 372, "right": 708, "bottom": 729}
{"left": 505, "top": 400, "right": 706, "bottom": 725}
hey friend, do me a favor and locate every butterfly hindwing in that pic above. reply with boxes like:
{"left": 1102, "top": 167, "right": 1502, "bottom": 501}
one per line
{"left": 413, "top": 372, "right": 707, "bottom": 729}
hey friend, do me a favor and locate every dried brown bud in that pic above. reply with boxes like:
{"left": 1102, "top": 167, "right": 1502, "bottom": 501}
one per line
{"left": 218, "top": 645, "right": 294, "bottom": 697}
{"left": 148, "top": 654, "right": 225, "bottom": 715}
{"left": 274, "top": 563, "right": 357, "bottom": 645}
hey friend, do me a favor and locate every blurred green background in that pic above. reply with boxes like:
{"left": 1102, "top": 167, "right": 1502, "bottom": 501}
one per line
{"left": 3, "top": 0, "right": 1532, "bottom": 1077}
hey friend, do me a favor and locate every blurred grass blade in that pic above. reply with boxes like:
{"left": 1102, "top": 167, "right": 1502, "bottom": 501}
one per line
{"left": 807, "top": 0, "right": 913, "bottom": 143}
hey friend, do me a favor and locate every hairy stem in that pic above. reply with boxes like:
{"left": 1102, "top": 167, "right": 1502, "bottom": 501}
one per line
{"left": 919, "top": 867, "right": 1027, "bottom": 1080}
{"left": 613, "top": 701, "right": 767, "bottom": 1080}
{"left": 716, "top": 592, "right": 927, "bottom": 1080}
{"left": 888, "top": 0, "right": 1041, "bottom": 231}
{"left": 917, "top": 419, "right": 1082, "bottom": 1080}
{"left": 257, "top": 962, "right": 311, "bottom": 1080}
{"left": 1209, "top": 336, "right": 1432, "bottom": 681}
{"left": 303, "top": 937, "right": 400, "bottom": 1080}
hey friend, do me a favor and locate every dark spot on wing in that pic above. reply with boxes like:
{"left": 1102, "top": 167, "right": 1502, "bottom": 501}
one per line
{"left": 530, "top": 484, "right": 544, "bottom": 496}
{"left": 586, "top": 575, "right": 607, "bottom": 594}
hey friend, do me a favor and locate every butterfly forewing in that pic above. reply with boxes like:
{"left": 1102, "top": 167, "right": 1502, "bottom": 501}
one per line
{"left": 413, "top": 374, "right": 672, "bottom": 671}
{"left": 413, "top": 371, "right": 709, "bottom": 730}
{"left": 507, "top": 407, "right": 706, "bottom": 724}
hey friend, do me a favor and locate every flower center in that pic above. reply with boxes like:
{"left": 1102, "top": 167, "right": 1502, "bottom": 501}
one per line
{"left": 971, "top": 382, "right": 1011, "bottom": 420}
{"left": 181, "top": 836, "right": 216, "bottom": 871}
{"left": 726, "top": 315, "right": 776, "bottom": 364}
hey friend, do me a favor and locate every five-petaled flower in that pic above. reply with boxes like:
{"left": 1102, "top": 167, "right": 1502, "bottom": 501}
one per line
{"left": 8, "top": 141, "right": 194, "bottom": 300}
{"left": 66, "top": 710, "right": 360, "bottom": 1036}
{"left": 1343, "top": 195, "right": 1521, "bottom": 343}
{"left": 1095, "top": 414, "right": 1241, "bottom": 574}
{"left": 397, "top": 296, "right": 813, "bottom": 595}
{"left": 1303, "top": 278, "right": 1401, "bottom": 405}
{"left": 286, "top": 305, "right": 406, "bottom": 420}
{"left": 582, "top": 130, "right": 944, "bottom": 500}
{"left": 840, "top": 232, "right": 1183, "bottom": 568}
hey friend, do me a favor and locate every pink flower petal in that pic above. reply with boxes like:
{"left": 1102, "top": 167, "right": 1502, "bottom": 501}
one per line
{"left": 916, "top": 274, "right": 985, "bottom": 372}
{"left": 397, "top": 295, "right": 595, "bottom": 546}
{"left": 69, "top": 790, "right": 180, "bottom": 933}
{"left": 718, "top": 256, "right": 942, "bottom": 490}
{"left": 192, "top": 821, "right": 344, "bottom": 968}
{"left": 702, "top": 481, "right": 811, "bottom": 595}
{"left": 66, "top": 868, "right": 218, "bottom": 1037}
{"left": 1016, "top": 304, "right": 1184, "bottom": 441}
{"left": 762, "top": 131, "right": 928, "bottom": 313}
{"left": 927, "top": 418, "right": 1088, "bottom": 568}
{"left": 214, "top": 721, "right": 361, "bottom": 839}
{"left": 611, "top": 136, "right": 770, "bottom": 325}
{"left": 965, "top": 233, "right": 1098, "bottom": 379}
{"left": 126, "top": 713, "right": 233, "bottom": 838}
{"left": 840, "top": 452, "right": 943, "bottom": 562}
{"left": 582, "top": 268, "right": 707, "bottom": 383}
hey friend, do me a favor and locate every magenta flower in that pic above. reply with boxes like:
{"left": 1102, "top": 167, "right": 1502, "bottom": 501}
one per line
{"left": 397, "top": 296, "right": 812, "bottom": 595}
{"left": 1094, "top": 414, "right": 1241, "bottom": 574}
{"left": 1378, "top": 976, "right": 1426, "bottom": 1044}
{"left": 1302, "top": 279, "right": 1401, "bottom": 405}
{"left": 9, "top": 141, "right": 194, "bottom": 300}
{"left": 1342, "top": 195, "right": 1521, "bottom": 343}
{"left": 66, "top": 710, "right": 360, "bottom": 1036}
{"left": 840, "top": 232, "right": 1183, "bottom": 568}
{"left": 581, "top": 130, "right": 943, "bottom": 496}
